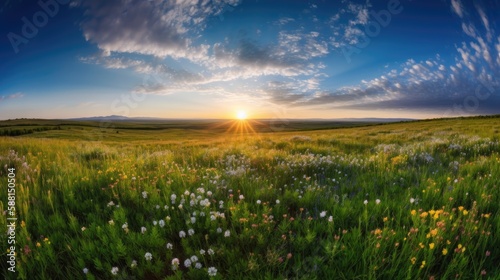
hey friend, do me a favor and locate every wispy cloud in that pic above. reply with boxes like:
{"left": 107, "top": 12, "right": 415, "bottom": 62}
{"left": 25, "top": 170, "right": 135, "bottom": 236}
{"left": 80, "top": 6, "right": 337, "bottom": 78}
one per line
{"left": 0, "top": 92, "right": 24, "bottom": 102}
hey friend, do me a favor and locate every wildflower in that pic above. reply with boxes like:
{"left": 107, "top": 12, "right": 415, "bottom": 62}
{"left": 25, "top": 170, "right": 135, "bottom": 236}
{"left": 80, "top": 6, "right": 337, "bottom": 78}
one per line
{"left": 320, "top": 211, "right": 327, "bottom": 218}
{"left": 107, "top": 201, "right": 115, "bottom": 207}
{"left": 276, "top": 199, "right": 280, "bottom": 204}
{"left": 145, "top": 252, "right": 153, "bottom": 261}
{"left": 153, "top": 220, "right": 157, "bottom": 226}
{"left": 257, "top": 200, "right": 261, "bottom": 204}
{"left": 420, "top": 261, "right": 426, "bottom": 269}
{"left": 141, "top": 227, "right": 147, "bottom": 234}
{"left": 166, "top": 243, "right": 173, "bottom": 250}
{"left": 83, "top": 268, "right": 89, "bottom": 274}
{"left": 184, "top": 259, "right": 192, "bottom": 267}
{"left": 171, "top": 194, "right": 177, "bottom": 203}
{"left": 142, "top": 191, "right": 148, "bottom": 199}
{"left": 442, "top": 248, "right": 448, "bottom": 255}
{"left": 411, "top": 210, "right": 417, "bottom": 216}
{"left": 485, "top": 251, "right": 490, "bottom": 257}
{"left": 190, "top": 255, "right": 198, "bottom": 262}
{"left": 131, "top": 260, "right": 137, "bottom": 268}
{"left": 108, "top": 220, "right": 114, "bottom": 225}
{"left": 111, "top": 267, "right": 119, "bottom": 275}
{"left": 429, "top": 243, "right": 435, "bottom": 250}
{"left": 383, "top": 217, "right": 388, "bottom": 222}
{"left": 159, "top": 220, "right": 165, "bottom": 227}
{"left": 224, "top": 230, "right": 230, "bottom": 237}
{"left": 179, "top": 230, "right": 186, "bottom": 238}
{"left": 172, "top": 258, "right": 180, "bottom": 270}
{"left": 217, "top": 227, "right": 222, "bottom": 233}
{"left": 208, "top": 248, "right": 215, "bottom": 255}
{"left": 239, "top": 195, "right": 244, "bottom": 200}
{"left": 410, "top": 198, "right": 415, "bottom": 204}
{"left": 463, "top": 210, "right": 468, "bottom": 216}
{"left": 188, "top": 228, "right": 195, "bottom": 236}
{"left": 36, "top": 242, "right": 41, "bottom": 247}
{"left": 195, "top": 262, "right": 202, "bottom": 269}
{"left": 481, "top": 270, "right": 487, "bottom": 276}
{"left": 200, "top": 249, "right": 206, "bottom": 255}
{"left": 81, "top": 227, "right": 87, "bottom": 231}
{"left": 410, "top": 257, "right": 416, "bottom": 265}
{"left": 208, "top": 267, "right": 217, "bottom": 277}
{"left": 363, "top": 200, "right": 368, "bottom": 205}
{"left": 375, "top": 199, "right": 381, "bottom": 205}
{"left": 328, "top": 216, "right": 333, "bottom": 222}
{"left": 287, "top": 253, "right": 292, "bottom": 259}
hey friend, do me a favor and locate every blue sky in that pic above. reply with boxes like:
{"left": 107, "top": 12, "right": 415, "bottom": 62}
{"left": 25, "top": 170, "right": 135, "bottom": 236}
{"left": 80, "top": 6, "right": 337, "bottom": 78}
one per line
{"left": 1, "top": 0, "right": 499, "bottom": 119}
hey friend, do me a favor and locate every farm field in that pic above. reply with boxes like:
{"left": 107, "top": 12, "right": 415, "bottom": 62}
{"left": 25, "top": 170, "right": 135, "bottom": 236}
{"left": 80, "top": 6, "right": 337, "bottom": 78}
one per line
{"left": 1, "top": 116, "right": 499, "bottom": 279}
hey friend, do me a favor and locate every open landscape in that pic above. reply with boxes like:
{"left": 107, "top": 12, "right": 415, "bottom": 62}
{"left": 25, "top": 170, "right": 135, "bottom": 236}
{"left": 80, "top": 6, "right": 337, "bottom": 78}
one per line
{"left": 2, "top": 0, "right": 500, "bottom": 279}
{"left": 1, "top": 116, "right": 499, "bottom": 279}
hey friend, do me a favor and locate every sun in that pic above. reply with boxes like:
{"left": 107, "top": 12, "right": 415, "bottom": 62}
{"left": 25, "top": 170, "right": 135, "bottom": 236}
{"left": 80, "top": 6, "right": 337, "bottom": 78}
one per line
{"left": 236, "top": 110, "right": 247, "bottom": 120}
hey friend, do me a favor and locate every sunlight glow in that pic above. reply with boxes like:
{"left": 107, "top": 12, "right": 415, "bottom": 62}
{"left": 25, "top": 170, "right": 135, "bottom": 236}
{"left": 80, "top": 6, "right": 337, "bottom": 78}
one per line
{"left": 236, "top": 111, "right": 247, "bottom": 120}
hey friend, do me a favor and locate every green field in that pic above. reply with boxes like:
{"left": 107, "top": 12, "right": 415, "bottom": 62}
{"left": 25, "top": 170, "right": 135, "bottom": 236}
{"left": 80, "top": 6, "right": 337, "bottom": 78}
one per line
{"left": 1, "top": 116, "right": 499, "bottom": 279}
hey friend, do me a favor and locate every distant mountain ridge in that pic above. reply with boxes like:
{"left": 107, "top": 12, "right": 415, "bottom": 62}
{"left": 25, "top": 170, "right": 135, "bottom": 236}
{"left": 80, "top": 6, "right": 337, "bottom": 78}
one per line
{"left": 69, "top": 115, "right": 415, "bottom": 122}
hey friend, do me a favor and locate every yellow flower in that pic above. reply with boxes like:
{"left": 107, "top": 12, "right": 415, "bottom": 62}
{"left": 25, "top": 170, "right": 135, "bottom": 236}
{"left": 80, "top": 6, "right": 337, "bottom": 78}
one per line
{"left": 483, "top": 213, "right": 490, "bottom": 218}
{"left": 457, "top": 244, "right": 462, "bottom": 249}
{"left": 420, "top": 261, "right": 426, "bottom": 269}
{"left": 463, "top": 210, "right": 468, "bottom": 216}
{"left": 383, "top": 217, "right": 388, "bottom": 222}
{"left": 429, "top": 243, "right": 435, "bottom": 250}
{"left": 419, "top": 242, "right": 425, "bottom": 249}
{"left": 462, "top": 247, "right": 466, "bottom": 253}
{"left": 411, "top": 257, "right": 416, "bottom": 265}
{"left": 458, "top": 206, "right": 464, "bottom": 212}
{"left": 21, "top": 221, "right": 26, "bottom": 228}
{"left": 420, "top": 212, "right": 428, "bottom": 218}
{"left": 446, "top": 240, "right": 451, "bottom": 245}
{"left": 411, "top": 210, "right": 417, "bottom": 216}
{"left": 36, "top": 242, "right": 41, "bottom": 247}
{"left": 430, "top": 228, "right": 438, "bottom": 237}
{"left": 442, "top": 248, "right": 448, "bottom": 255}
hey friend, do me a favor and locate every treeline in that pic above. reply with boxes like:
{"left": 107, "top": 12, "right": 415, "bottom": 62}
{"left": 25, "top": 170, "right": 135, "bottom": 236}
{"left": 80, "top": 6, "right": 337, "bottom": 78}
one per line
{"left": 0, "top": 126, "right": 61, "bottom": 136}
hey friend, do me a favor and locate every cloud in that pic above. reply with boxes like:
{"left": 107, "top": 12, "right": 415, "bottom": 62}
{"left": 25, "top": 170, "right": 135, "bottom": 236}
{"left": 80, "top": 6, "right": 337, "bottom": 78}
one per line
{"left": 0, "top": 92, "right": 23, "bottom": 102}
{"left": 78, "top": 0, "right": 239, "bottom": 61}
{"left": 451, "top": 0, "right": 464, "bottom": 18}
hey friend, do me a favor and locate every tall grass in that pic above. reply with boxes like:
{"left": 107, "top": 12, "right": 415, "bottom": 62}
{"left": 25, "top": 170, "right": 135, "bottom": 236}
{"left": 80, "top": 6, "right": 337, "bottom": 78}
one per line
{"left": 0, "top": 117, "right": 499, "bottom": 279}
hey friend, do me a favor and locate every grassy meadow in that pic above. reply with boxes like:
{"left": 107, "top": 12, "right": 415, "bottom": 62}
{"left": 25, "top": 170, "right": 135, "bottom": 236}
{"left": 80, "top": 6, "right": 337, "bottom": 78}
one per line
{"left": 1, "top": 116, "right": 499, "bottom": 279}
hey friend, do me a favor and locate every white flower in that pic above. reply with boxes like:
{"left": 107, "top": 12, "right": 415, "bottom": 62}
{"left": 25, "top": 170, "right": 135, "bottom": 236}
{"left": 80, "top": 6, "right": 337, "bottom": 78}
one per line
{"left": 195, "top": 262, "right": 202, "bottom": 269}
{"left": 184, "top": 190, "right": 190, "bottom": 196}
{"left": 200, "top": 249, "right": 206, "bottom": 255}
{"left": 184, "top": 259, "right": 192, "bottom": 267}
{"left": 107, "top": 201, "right": 115, "bottom": 207}
{"left": 142, "top": 191, "right": 148, "bottom": 199}
{"left": 156, "top": 204, "right": 160, "bottom": 209}
{"left": 178, "top": 204, "right": 183, "bottom": 210}
{"left": 208, "top": 267, "right": 217, "bottom": 277}
{"left": 81, "top": 227, "right": 86, "bottom": 231}
{"left": 108, "top": 219, "right": 114, "bottom": 225}
{"left": 239, "top": 195, "right": 244, "bottom": 200}
{"left": 141, "top": 227, "right": 147, "bottom": 234}
{"left": 131, "top": 260, "right": 137, "bottom": 268}
{"left": 256, "top": 200, "right": 261, "bottom": 204}
{"left": 190, "top": 255, "right": 198, "bottom": 262}
{"left": 207, "top": 191, "right": 212, "bottom": 197}
{"left": 210, "top": 215, "right": 216, "bottom": 221}
{"left": 217, "top": 227, "right": 222, "bottom": 233}
{"left": 171, "top": 258, "right": 180, "bottom": 270}
{"left": 188, "top": 228, "right": 195, "bottom": 236}
{"left": 410, "top": 198, "right": 415, "bottom": 204}
{"left": 166, "top": 243, "right": 173, "bottom": 250}
{"left": 111, "top": 267, "right": 119, "bottom": 275}
{"left": 171, "top": 194, "right": 177, "bottom": 203}
{"left": 363, "top": 200, "right": 368, "bottom": 205}
{"left": 276, "top": 199, "right": 280, "bottom": 204}
{"left": 208, "top": 248, "right": 214, "bottom": 255}
{"left": 159, "top": 219, "right": 165, "bottom": 227}
{"left": 320, "top": 211, "right": 327, "bottom": 218}
{"left": 375, "top": 199, "right": 381, "bottom": 205}
{"left": 145, "top": 252, "right": 152, "bottom": 261}
{"left": 328, "top": 216, "right": 333, "bottom": 222}
{"left": 224, "top": 230, "right": 230, "bottom": 237}
{"left": 83, "top": 268, "right": 89, "bottom": 274}
{"left": 191, "top": 217, "right": 196, "bottom": 224}
{"left": 179, "top": 230, "right": 186, "bottom": 238}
